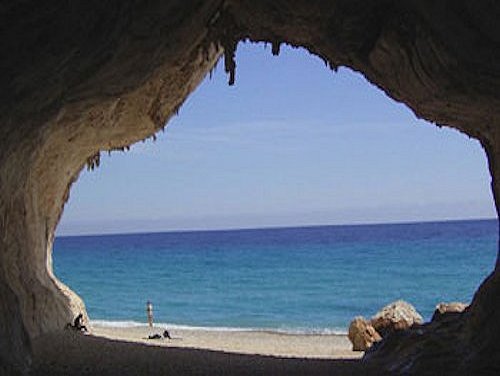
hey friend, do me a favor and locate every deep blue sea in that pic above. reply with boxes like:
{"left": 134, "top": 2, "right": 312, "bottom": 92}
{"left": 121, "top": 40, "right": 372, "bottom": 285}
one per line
{"left": 53, "top": 219, "right": 498, "bottom": 334}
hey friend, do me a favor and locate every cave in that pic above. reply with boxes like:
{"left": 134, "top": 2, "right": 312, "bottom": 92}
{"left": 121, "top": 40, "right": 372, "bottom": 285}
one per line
{"left": 1, "top": 1, "right": 500, "bottom": 375}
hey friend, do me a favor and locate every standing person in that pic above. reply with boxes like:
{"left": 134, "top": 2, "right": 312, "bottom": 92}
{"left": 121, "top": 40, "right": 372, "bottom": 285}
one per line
{"left": 146, "top": 300, "right": 154, "bottom": 329}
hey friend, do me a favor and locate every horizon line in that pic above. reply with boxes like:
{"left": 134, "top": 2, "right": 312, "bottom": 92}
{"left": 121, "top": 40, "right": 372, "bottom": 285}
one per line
{"left": 55, "top": 216, "right": 498, "bottom": 238}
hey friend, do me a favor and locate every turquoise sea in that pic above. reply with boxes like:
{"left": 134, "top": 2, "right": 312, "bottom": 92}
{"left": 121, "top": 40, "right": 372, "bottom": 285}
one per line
{"left": 53, "top": 219, "right": 498, "bottom": 334}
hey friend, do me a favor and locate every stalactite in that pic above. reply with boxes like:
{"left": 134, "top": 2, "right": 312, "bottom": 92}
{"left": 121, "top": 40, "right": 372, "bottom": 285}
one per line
{"left": 209, "top": 58, "right": 220, "bottom": 79}
{"left": 85, "top": 152, "right": 100, "bottom": 171}
{"left": 223, "top": 40, "right": 237, "bottom": 85}
{"left": 271, "top": 41, "right": 281, "bottom": 56}
{"left": 207, "top": 6, "right": 240, "bottom": 86}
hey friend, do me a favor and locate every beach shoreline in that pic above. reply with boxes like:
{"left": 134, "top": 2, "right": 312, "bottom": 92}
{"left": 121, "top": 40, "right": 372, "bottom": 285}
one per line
{"left": 90, "top": 323, "right": 361, "bottom": 360}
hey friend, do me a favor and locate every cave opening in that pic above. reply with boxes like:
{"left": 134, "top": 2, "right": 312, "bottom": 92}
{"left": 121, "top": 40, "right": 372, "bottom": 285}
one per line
{"left": 51, "top": 43, "right": 497, "bottom": 356}
{"left": 3, "top": 3, "right": 500, "bottom": 374}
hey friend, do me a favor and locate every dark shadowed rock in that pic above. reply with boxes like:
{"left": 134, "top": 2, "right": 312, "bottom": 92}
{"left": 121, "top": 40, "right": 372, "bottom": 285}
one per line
{"left": 348, "top": 316, "right": 382, "bottom": 351}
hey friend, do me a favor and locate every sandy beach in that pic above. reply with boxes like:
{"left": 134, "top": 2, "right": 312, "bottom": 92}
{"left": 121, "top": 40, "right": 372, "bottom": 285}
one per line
{"left": 92, "top": 324, "right": 361, "bottom": 359}
{"left": 30, "top": 324, "right": 367, "bottom": 375}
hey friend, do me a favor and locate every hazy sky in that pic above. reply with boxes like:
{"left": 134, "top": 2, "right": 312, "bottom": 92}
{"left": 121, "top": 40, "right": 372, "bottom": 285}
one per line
{"left": 57, "top": 43, "right": 496, "bottom": 235}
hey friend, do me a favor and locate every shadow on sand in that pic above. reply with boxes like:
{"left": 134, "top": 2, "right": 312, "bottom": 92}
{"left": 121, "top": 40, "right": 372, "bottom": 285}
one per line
{"left": 30, "top": 332, "right": 374, "bottom": 376}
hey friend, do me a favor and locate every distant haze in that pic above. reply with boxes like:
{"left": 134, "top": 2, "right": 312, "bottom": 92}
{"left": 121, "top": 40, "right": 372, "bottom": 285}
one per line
{"left": 57, "top": 44, "right": 496, "bottom": 236}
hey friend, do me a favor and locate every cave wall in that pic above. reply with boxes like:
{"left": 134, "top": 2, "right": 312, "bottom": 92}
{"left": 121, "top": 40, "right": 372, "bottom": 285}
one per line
{"left": 1, "top": 0, "right": 499, "bottom": 374}
{"left": 0, "top": 1, "right": 223, "bottom": 372}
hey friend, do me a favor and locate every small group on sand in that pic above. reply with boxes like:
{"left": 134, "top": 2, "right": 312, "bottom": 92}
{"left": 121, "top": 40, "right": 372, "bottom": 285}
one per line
{"left": 146, "top": 300, "right": 173, "bottom": 340}
{"left": 65, "top": 302, "right": 174, "bottom": 340}
{"left": 148, "top": 330, "right": 172, "bottom": 340}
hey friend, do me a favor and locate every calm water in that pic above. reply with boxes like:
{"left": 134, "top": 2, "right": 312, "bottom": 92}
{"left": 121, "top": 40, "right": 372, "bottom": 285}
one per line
{"left": 53, "top": 219, "right": 498, "bottom": 333}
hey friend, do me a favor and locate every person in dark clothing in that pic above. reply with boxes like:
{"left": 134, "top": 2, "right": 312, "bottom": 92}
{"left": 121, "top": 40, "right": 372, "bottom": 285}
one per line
{"left": 163, "top": 329, "right": 172, "bottom": 339}
{"left": 73, "top": 313, "right": 88, "bottom": 332}
{"left": 147, "top": 329, "right": 172, "bottom": 340}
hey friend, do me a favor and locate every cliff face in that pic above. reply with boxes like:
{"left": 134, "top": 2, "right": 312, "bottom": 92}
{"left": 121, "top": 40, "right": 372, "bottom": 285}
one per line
{"left": 0, "top": 1, "right": 499, "bottom": 374}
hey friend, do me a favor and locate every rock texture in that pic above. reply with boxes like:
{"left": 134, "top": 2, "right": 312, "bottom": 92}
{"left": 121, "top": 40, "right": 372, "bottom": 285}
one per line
{"left": 432, "top": 302, "right": 468, "bottom": 322}
{"left": 371, "top": 300, "right": 423, "bottom": 337}
{"left": 0, "top": 1, "right": 500, "bottom": 375}
{"left": 348, "top": 316, "right": 382, "bottom": 351}
{"left": 348, "top": 301, "right": 422, "bottom": 351}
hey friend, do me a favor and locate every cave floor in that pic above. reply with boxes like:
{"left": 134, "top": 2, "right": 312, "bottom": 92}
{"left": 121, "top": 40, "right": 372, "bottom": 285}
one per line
{"left": 29, "top": 331, "right": 374, "bottom": 376}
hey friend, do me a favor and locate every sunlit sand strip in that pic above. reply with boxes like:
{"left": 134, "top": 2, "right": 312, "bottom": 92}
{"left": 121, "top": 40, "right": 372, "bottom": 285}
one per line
{"left": 91, "top": 323, "right": 362, "bottom": 360}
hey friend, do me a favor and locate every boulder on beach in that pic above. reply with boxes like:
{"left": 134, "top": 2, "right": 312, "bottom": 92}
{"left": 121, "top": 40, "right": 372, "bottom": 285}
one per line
{"left": 348, "top": 316, "right": 382, "bottom": 351}
{"left": 370, "top": 300, "right": 423, "bottom": 337}
{"left": 432, "top": 302, "right": 468, "bottom": 322}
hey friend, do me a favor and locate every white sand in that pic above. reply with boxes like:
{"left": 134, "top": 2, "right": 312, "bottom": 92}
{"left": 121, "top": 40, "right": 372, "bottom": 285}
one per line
{"left": 91, "top": 324, "right": 361, "bottom": 360}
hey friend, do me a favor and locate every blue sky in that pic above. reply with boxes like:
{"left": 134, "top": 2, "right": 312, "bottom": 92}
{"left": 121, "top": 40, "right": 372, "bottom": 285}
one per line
{"left": 57, "top": 43, "right": 496, "bottom": 235}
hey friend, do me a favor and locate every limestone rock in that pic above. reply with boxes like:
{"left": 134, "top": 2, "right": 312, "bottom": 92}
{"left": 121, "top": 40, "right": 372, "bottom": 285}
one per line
{"left": 370, "top": 300, "right": 423, "bottom": 337}
{"left": 348, "top": 316, "right": 382, "bottom": 351}
{"left": 432, "top": 302, "right": 468, "bottom": 322}
{"left": 1, "top": 0, "right": 500, "bottom": 374}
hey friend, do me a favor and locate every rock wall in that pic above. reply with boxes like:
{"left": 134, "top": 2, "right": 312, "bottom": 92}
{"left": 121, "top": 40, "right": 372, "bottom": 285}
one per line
{"left": 0, "top": 1, "right": 499, "bottom": 374}
{"left": 0, "top": 1, "right": 223, "bottom": 372}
